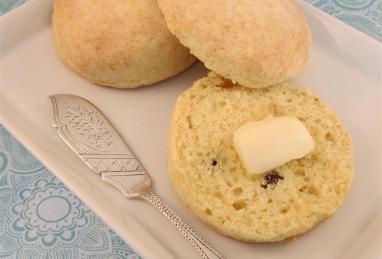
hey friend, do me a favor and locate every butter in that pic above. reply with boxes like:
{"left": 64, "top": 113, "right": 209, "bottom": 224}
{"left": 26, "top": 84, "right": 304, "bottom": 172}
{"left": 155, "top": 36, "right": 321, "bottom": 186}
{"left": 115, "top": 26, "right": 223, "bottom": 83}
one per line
{"left": 233, "top": 115, "right": 315, "bottom": 175}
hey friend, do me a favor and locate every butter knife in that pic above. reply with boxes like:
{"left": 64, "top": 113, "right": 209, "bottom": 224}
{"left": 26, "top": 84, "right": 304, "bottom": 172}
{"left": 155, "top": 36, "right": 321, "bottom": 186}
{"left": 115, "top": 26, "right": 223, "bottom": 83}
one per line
{"left": 49, "top": 94, "right": 225, "bottom": 259}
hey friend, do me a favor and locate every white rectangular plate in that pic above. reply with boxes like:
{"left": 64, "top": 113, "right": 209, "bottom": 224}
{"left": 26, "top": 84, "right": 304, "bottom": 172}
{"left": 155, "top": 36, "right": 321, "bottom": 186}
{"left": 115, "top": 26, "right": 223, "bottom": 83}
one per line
{"left": 1, "top": 0, "right": 381, "bottom": 258}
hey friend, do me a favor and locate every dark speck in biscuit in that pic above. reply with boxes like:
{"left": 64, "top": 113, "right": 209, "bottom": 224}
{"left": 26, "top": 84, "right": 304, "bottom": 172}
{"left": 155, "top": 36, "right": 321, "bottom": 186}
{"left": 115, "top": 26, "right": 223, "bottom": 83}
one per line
{"left": 261, "top": 171, "right": 284, "bottom": 189}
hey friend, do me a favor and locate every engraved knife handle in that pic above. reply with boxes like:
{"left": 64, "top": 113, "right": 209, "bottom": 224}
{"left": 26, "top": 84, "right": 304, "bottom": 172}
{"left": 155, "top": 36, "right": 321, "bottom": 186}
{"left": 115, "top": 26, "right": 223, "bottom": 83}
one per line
{"left": 140, "top": 191, "right": 226, "bottom": 259}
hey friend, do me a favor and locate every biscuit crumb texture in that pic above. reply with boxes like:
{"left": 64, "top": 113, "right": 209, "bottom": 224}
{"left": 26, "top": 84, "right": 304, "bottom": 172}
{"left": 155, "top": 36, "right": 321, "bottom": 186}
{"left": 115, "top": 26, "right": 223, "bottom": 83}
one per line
{"left": 52, "top": 0, "right": 195, "bottom": 88}
{"left": 168, "top": 73, "right": 353, "bottom": 242}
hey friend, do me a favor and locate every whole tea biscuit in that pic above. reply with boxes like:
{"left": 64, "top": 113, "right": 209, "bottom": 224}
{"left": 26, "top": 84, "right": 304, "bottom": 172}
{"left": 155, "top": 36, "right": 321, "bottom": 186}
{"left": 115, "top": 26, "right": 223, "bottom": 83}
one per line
{"left": 158, "top": 0, "right": 311, "bottom": 88}
{"left": 52, "top": 0, "right": 196, "bottom": 88}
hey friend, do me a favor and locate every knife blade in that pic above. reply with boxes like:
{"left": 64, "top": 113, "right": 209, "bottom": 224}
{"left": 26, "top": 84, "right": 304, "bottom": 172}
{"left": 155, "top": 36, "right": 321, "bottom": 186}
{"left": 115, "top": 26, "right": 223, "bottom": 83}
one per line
{"left": 49, "top": 94, "right": 151, "bottom": 196}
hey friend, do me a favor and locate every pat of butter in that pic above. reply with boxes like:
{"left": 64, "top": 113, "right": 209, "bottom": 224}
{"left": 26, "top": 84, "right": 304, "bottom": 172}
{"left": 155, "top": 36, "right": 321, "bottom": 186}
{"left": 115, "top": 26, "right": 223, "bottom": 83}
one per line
{"left": 233, "top": 115, "right": 315, "bottom": 175}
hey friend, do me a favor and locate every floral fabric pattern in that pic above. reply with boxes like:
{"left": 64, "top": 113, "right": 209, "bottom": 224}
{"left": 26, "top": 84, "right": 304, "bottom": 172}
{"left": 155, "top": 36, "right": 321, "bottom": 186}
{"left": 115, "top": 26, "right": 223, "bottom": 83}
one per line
{"left": 0, "top": 126, "right": 141, "bottom": 258}
{"left": 306, "top": 0, "right": 382, "bottom": 40}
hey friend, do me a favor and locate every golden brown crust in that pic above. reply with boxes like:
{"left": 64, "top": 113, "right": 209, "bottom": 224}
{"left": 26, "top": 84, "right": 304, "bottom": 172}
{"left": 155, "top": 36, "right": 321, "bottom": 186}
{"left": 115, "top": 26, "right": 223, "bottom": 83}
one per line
{"left": 52, "top": 0, "right": 196, "bottom": 88}
{"left": 157, "top": 0, "right": 311, "bottom": 88}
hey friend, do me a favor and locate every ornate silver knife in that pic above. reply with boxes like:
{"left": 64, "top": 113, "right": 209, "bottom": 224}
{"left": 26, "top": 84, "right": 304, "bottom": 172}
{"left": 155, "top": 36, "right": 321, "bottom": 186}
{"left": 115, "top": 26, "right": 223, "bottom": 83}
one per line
{"left": 49, "top": 94, "right": 225, "bottom": 259}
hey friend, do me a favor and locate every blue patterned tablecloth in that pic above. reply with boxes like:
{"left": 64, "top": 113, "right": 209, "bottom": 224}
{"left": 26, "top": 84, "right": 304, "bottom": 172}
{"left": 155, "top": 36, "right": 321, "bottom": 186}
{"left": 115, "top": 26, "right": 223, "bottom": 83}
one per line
{"left": 0, "top": 0, "right": 381, "bottom": 258}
